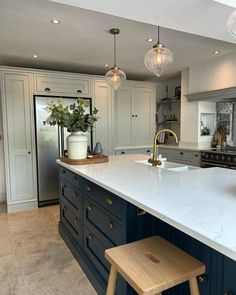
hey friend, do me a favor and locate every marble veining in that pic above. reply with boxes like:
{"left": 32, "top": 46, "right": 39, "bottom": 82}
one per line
{"left": 58, "top": 154, "right": 236, "bottom": 261}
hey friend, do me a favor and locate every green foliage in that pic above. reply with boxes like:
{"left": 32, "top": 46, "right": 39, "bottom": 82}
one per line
{"left": 43, "top": 98, "right": 99, "bottom": 133}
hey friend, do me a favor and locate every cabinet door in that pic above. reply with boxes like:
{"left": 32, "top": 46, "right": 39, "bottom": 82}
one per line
{"left": 132, "top": 88, "right": 154, "bottom": 145}
{"left": 114, "top": 87, "right": 132, "bottom": 146}
{"left": 93, "top": 81, "right": 112, "bottom": 155}
{"left": 4, "top": 74, "right": 35, "bottom": 203}
{"left": 222, "top": 256, "right": 236, "bottom": 295}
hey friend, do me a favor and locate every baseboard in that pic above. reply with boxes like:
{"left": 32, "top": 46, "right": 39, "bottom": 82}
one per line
{"left": 0, "top": 194, "right": 6, "bottom": 202}
{"left": 7, "top": 199, "right": 38, "bottom": 213}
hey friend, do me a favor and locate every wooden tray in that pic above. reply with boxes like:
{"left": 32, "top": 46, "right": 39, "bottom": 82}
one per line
{"left": 60, "top": 155, "right": 109, "bottom": 165}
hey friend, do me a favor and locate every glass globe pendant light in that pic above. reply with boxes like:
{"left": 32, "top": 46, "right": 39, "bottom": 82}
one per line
{"left": 227, "top": 10, "right": 236, "bottom": 40}
{"left": 144, "top": 26, "right": 174, "bottom": 77}
{"left": 105, "top": 28, "right": 126, "bottom": 90}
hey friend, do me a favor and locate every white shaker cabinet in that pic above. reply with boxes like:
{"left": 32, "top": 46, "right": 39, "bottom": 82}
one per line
{"left": 93, "top": 80, "right": 112, "bottom": 155}
{"left": 114, "top": 85, "right": 155, "bottom": 148}
{"left": 1, "top": 73, "right": 37, "bottom": 212}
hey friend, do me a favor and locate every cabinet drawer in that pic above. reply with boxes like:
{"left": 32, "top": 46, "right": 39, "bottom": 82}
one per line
{"left": 171, "top": 150, "right": 200, "bottom": 161}
{"left": 60, "top": 199, "right": 83, "bottom": 246}
{"left": 83, "top": 179, "right": 122, "bottom": 218}
{"left": 59, "top": 167, "right": 84, "bottom": 189}
{"left": 84, "top": 226, "right": 124, "bottom": 295}
{"left": 35, "top": 75, "right": 90, "bottom": 95}
{"left": 115, "top": 148, "right": 152, "bottom": 156}
{"left": 60, "top": 180, "right": 82, "bottom": 215}
{"left": 84, "top": 199, "right": 122, "bottom": 245}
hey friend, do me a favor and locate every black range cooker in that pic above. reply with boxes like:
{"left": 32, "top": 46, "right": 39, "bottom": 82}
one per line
{"left": 201, "top": 149, "right": 236, "bottom": 169}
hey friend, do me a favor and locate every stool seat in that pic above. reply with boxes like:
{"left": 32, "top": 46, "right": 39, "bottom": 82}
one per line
{"left": 105, "top": 236, "right": 205, "bottom": 295}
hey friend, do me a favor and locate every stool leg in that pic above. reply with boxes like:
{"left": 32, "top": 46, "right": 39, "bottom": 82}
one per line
{"left": 189, "top": 277, "right": 200, "bottom": 295}
{"left": 106, "top": 265, "right": 118, "bottom": 295}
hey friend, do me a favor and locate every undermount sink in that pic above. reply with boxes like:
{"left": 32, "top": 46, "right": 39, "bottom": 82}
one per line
{"left": 135, "top": 160, "right": 197, "bottom": 172}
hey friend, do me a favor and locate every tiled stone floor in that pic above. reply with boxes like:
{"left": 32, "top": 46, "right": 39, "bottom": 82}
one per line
{"left": 0, "top": 204, "right": 97, "bottom": 295}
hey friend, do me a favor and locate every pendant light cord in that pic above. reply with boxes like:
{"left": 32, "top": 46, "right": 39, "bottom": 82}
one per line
{"left": 114, "top": 33, "right": 117, "bottom": 67}
{"left": 157, "top": 26, "right": 160, "bottom": 44}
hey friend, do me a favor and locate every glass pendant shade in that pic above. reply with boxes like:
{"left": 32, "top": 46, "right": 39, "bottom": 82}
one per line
{"left": 105, "top": 28, "right": 126, "bottom": 90}
{"left": 105, "top": 66, "right": 126, "bottom": 90}
{"left": 144, "top": 26, "right": 174, "bottom": 77}
{"left": 227, "top": 10, "right": 236, "bottom": 40}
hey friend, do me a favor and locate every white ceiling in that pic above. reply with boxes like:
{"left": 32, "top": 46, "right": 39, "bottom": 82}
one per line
{"left": 50, "top": 0, "right": 236, "bottom": 43}
{"left": 0, "top": 0, "right": 236, "bottom": 81}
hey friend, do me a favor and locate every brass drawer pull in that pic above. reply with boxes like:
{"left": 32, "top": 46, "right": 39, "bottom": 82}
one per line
{"left": 73, "top": 193, "right": 77, "bottom": 199}
{"left": 73, "top": 176, "right": 78, "bottom": 182}
{"left": 137, "top": 208, "right": 146, "bottom": 216}
{"left": 73, "top": 218, "right": 78, "bottom": 224}
{"left": 106, "top": 197, "right": 113, "bottom": 205}
{"left": 86, "top": 185, "right": 92, "bottom": 191}
{"left": 87, "top": 234, "right": 92, "bottom": 240}
{"left": 77, "top": 89, "right": 82, "bottom": 93}
{"left": 198, "top": 274, "right": 207, "bottom": 284}
{"left": 108, "top": 221, "right": 114, "bottom": 229}
{"left": 44, "top": 87, "right": 51, "bottom": 92}
{"left": 87, "top": 205, "right": 92, "bottom": 211}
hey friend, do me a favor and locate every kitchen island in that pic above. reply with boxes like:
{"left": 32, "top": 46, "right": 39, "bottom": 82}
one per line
{"left": 57, "top": 154, "right": 236, "bottom": 295}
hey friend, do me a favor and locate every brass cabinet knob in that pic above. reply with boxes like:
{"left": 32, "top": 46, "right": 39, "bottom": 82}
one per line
{"left": 108, "top": 221, "right": 114, "bottom": 229}
{"left": 87, "top": 234, "right": 92, "bottom": 240}
{"left": 106, "top": 197, "right": 113, "bottom": 205}
{"left": 63, "top": 206, "right": 67, "bottom": 212}
{"left": 87, "top": 204, "right": 92, "bottom": 211}
{"left": 198, "top": 274, "right": 207, "bottom": 284}
{"left": 73, "top": 193, "right": 77, "bottom": 199}
{"left": 73, "top": 218, "right": 78, "bottom": 224}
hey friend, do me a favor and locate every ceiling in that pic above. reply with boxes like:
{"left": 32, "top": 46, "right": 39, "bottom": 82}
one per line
{"left": 0, "top": 0, "right": 236, "bottom": 81}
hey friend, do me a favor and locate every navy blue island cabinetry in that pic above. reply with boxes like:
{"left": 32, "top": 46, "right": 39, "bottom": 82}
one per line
{"left": 58, "top": 166, "right": 236, "bottom": 295}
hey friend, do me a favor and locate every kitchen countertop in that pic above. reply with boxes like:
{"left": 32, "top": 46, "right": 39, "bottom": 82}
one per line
{"left": 57, "top": 154, "right": 236, "bottom": 261}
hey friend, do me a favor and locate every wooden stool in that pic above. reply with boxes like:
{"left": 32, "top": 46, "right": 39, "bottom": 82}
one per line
{"left": 105, "top": 236, "right": 205, "bottom": 295}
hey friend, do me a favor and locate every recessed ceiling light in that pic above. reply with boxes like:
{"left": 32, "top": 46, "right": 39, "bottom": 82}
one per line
{"left": 51, "top": 19, "right": 60, "bottom": 24}
{"left": 104, "top": 64, "right": 109, "bottom": 67}
{"left": 214, "top": 50, "right": 221, "bottom": 55}
{"left": 32, "top": 54, "right": 38, "bottom": 58}
{"left": 146, "top": 38, "right": 153, "bottom": 42}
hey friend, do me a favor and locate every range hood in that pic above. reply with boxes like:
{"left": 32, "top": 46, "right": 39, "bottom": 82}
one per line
{"left": 186, "top": 86, "right": 236, "bottom": 102}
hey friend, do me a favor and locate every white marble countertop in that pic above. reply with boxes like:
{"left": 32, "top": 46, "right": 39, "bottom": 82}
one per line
{"left": 57, "top": 154, "right": 236, "bottom": 261}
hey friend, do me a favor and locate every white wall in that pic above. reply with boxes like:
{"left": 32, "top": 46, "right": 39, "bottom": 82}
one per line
{"left": 189, "top": 51, "right": 236, "bottom": 93}
{"left": 0, "top": 93, "right": 6, "bottom": 202}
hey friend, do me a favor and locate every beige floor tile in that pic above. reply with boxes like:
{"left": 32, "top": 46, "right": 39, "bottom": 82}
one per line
{"left": 12, "top": 228, "right": 64, "bottom": 254}
{"left": 0, "top": 279, "right": 23, "bottom": 295}
{"left": 15, "top": 243, "right": 74, "bottom": 277}
{"left": 20, "top": 262, "right": 97, "bottom": 295}
{"left": 0, "top": 228, "right": 14, "bottom": 257}
{"left": 0, "top": 254, "right": 18, "bottom": 285}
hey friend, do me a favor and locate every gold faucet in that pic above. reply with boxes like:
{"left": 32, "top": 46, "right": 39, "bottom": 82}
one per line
{"left": 148, "top": 129, "right": 179, "bottom": 166}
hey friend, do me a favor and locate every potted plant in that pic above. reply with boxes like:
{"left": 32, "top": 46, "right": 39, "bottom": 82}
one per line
{"left": 44, "top": 98, "right": 99, "bottom": 160}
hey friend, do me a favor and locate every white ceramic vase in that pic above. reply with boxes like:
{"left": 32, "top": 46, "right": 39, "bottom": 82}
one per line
{"left": 67, "top": 131, "right": 88, "bottom": 160}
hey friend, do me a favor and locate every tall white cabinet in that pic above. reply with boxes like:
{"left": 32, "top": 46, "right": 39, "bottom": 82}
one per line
{"left": 1, "top": 72, "right": 37, "bottom": 212}
{"left": 114, "top": 84, "right": 156, "bottom": 151}
{"left": 0, "top": 66, "right": 156, "bottom": 213}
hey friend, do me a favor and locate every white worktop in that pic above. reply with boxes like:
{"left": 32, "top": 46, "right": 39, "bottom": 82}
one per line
{"left": 57, "top": 154, "right": 236, "bottom": 261}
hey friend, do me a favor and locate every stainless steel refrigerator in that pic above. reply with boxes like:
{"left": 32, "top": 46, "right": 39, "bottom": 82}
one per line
{"left": 34, "top": 95, "right": 93, "bottom": 207}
